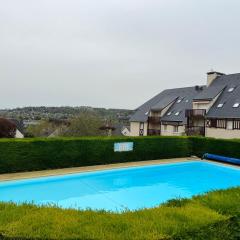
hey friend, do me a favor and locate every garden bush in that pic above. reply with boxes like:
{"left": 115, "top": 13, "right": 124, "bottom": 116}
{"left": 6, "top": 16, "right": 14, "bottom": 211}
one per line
{"left": 190, "top": 137, "right": 240, "bottom": 159}
{"left": 1, "top": 136, "right": 240, "bottom": 174}
{"left": 0, "top": 136, "right": 191, "bottom": 174}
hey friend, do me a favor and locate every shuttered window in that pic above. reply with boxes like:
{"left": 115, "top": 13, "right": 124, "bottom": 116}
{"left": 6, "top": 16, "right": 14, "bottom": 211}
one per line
{"left": 217, "top": 119, "right": 226, "bottom": 129}
{"left": 209, "top": 119, "right": 226, "bottom": 128}
{"left": 233, "top": 120, "right": 240, "bottom": 130}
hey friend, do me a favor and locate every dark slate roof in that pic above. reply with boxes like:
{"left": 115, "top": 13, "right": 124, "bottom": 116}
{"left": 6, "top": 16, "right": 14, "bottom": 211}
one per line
{"left": 151, "top": 95, "right": 177, "bottom": 111}
{"left": 130, "top": 86, "right": 205, "bottom": 123}
{"left": 206, "top": 73, "right": 240, "bottom": 118}
{"left": 194, "top": 84, "right": 226, "bottom": 101}
{"left": 161, "top": 87, "right": 206, "bottom": 124}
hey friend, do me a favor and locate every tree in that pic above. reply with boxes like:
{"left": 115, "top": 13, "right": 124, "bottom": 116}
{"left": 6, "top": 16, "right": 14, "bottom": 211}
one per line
{"left": 0, "top": 118, "right": 16, "bottom": 138}
{"left": 62, "top": 112, "right": 104, "bottom": 137}
{"left": 26, "top": 120, "right": 58, "bottom": 137}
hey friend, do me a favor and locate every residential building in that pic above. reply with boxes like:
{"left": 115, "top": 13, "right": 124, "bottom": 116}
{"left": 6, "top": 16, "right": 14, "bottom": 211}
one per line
{"left": 130, "top": 71, "right": 240, "bottom": 139}
{"left": 187, "top": 72, "right": 240, "bottom": 139}
{"left": 130, "top": 86, "right": 205, "bottom": 136}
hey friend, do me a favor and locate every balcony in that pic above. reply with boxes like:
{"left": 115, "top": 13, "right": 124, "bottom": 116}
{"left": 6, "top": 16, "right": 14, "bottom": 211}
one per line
{"left": 148, "top": 116, "right": 161, "bottom": 124}
{"left": 147, "top": 129, "right": 161, "bottom": 136}
{"left": 186, "top": 126, "right": 205, "bottom": 136}
{"left": 185, "top": 109, "right": 206, "bottom": 118}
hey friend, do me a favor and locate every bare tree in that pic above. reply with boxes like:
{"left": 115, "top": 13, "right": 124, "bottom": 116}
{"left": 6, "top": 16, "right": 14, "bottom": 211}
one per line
{"left": 0, "top": 118, "right": 16, "bottom": 138}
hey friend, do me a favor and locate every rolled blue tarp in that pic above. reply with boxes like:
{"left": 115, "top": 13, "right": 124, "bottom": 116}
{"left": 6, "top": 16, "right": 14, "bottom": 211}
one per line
{"left": 203, "top": 153, "right": 240, "bottom": 165}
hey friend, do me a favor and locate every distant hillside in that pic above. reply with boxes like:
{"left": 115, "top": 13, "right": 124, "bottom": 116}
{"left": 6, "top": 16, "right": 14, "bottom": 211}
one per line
{"left": 0, "top": 106, "right": 134, "bottom": 122}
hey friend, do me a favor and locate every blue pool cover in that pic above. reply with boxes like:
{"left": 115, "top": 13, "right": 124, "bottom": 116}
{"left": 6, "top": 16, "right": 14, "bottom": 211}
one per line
{"left": 1, "top": 161, "right": 240, "bottom": 211}
{"left": 203, "top": 153, "right": 240, "bottom": 165}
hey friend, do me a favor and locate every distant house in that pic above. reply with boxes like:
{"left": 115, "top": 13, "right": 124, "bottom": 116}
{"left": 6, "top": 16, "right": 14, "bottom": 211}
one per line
{"left": 121, "top": 126, "right": 130, "bottom": 136}
{"left": 129, "top": 71, "right": 240, "bottom": 139}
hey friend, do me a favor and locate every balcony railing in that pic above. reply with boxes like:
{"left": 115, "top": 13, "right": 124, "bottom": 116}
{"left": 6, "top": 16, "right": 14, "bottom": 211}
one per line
{"left": 147, "top": 129, "right": 161, "bottom": 136}
{"left": 185, "top": 109, "right": 206, "bottom": 118}
{"left": 148, "top": 116, "right": 161, "bottom": 124}
{"left": 186, "top": 126, "right": 205, "bottom": 136}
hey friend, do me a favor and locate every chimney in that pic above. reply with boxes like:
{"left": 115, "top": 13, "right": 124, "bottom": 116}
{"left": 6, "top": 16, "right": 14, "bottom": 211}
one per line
{"left": 207, "top": 71, "right": 225, "bottom": 86}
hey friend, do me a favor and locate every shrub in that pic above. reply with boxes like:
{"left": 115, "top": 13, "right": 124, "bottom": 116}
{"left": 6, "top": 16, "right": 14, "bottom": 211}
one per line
{"left": 0, "top": 136, "right": 191, "bottom": 174}
{"left": 190, "top": 137, "right": 240, "bottom": 159}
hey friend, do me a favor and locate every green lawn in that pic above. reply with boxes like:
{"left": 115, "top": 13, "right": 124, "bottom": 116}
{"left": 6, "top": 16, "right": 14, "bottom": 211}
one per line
{"left": 1, "top": 187, "right": 240, "bottom": 239}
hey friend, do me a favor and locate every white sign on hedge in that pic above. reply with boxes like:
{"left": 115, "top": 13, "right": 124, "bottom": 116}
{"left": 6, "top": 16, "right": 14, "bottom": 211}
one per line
{"left": 114, "top": 142, "right": 134, "bottom": 152}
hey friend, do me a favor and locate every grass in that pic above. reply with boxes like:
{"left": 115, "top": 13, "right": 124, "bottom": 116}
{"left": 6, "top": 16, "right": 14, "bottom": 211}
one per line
{"left": 1, "top": 188, "right": 240, "bottom": 239}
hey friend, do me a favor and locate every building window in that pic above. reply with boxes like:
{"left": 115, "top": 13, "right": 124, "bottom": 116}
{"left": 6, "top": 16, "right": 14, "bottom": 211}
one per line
{"left": 217, "top": 119, "right": 226, "bottom": 128}
{"left": 164, "top": 125, "right": 167, "bottom": 131}
{"left": 145, "top": 111, "right": 149, "bottom": 115}
{"left": 167, "top": 112, "right": 171, "bottom": 116}
{"left": 233, "top": 120, "right": 240, "bottom": 130}
{"left": 210, "top": 119, "right": 217, "bottom": 128}
{"left": 175, "top": 111, "right": 180, "bottom": 116}
{"left": 217, "top": 103, "right": 224, "bottom": 108}
{"left": 209, "top": 119, "right": 226, "bottom": 128}
{"left": 177, "top": 99, "right": 182, "bottom": 103}
{"left": 233, "top": 103, "right": 240, "bottom": 108}
{"left": 173, "top": 126, "right": 178, "bottom": 132}
{"left": 228, "top": 87, "right": 235, "bottom": 92}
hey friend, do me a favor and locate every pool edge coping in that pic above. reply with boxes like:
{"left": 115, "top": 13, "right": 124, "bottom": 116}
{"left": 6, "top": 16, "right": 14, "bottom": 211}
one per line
{"left": 0, "top": 157, "right": 198, "bottom": 182}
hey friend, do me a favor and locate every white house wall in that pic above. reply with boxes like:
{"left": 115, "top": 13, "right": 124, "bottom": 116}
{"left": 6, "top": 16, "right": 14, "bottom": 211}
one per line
{"left": 15, "top": 129, "right": 24, "bottom": 138}
{"left": 161, "top": 125, "right": 185, "bottom": 136}
{"left": 206, "top": 127, "right": 240, "bottom": 139}
{"left": 130, "top": 122, "right": 148, "bottom": 136}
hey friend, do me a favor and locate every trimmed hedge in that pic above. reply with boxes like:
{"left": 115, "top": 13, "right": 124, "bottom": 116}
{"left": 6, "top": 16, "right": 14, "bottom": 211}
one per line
{"left": 0, "top": 136, "right": 191, "bottom": 174}
{"left": 1, "top": 136, "right": 240, "bottom": 174}
{"left": 190, "top": 137, "right": 240, "bottom": 159}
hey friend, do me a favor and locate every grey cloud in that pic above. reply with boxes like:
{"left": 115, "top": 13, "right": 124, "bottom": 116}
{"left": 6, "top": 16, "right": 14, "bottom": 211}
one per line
{"left": 1, "top": 0, "right": 240, "bottom": 109}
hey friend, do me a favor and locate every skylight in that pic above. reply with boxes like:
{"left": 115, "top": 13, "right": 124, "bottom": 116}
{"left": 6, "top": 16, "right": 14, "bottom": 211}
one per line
{"left": 228, "top": 87, "right": 235, "bottom": 92}
{"left": 175, "top": 111, "right": 180, "bottom": 116}
{"left": 145, "top": 111, "right": 149, "bottom": 115}
{"left": 233, "top": 103, "right": 240, "bottom": 108}
{"left": 177, "top": 99, "right": 182, "bottom": 103}
{"left": 185, "top": 99, "right": 189, "bottom": 103}
{"left": 217, "top": 103, "right": 224, "bottom": 108}
{"left": 167, "top": 112, "right": 171, "bottom": 116}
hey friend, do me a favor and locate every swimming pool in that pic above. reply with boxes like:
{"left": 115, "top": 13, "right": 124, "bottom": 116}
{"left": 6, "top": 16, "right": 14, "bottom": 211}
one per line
{"left": 1, "top": 161, "right": 240, "bottom": 211}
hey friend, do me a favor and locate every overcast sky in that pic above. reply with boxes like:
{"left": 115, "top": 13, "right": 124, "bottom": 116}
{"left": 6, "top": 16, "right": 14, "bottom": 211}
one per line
{"left": 1, "top": 0, "right": 240, "bottom": 109}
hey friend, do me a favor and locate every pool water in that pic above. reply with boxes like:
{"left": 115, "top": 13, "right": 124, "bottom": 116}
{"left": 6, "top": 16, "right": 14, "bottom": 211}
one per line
{"left": 1, "top": 161, "right": 240, "bottom": 211}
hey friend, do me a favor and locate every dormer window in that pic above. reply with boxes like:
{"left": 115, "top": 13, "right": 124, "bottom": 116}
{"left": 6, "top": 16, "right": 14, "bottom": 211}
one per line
{"left": 167, "top": 112, "right": 171, "bottom": 116}
{"left": 217, "top": 103, "right": 224, "bottom": 108}
{"left": 233, "top": 103, "right": 240, "bottom": 108}
{"left": 228, "top": 87, "right": 235, "bottom": 92}
{"left": 175, "top": 111, "right": 180, "bottom": 116}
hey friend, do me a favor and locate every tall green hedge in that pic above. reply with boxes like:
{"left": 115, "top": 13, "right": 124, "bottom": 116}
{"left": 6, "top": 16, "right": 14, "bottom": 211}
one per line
{"left": 0, "top": 136, "right": 191, "bottom": 174}
{"left": 1, "top": 136, "right": 240, "bottom": 174}
{"left": 190, "top": 137, "right": 240, "bottom": 159}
